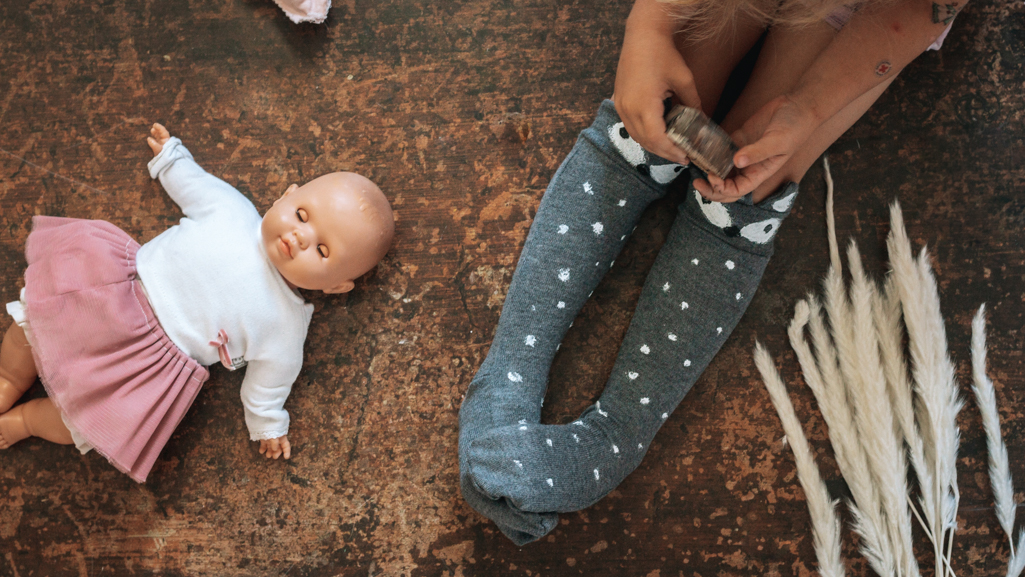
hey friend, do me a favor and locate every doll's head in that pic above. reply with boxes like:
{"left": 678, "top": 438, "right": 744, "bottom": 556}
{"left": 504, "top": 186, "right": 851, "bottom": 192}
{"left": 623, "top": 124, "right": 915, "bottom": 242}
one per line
{"left": 261, "top": 172, "right": 394, "bottom": 294}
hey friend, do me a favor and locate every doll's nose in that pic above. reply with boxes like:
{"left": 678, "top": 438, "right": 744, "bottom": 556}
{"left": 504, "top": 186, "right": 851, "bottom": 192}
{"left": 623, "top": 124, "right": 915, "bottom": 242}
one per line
{"left": 293, "top": 230, "right": 308, "bottom": 249}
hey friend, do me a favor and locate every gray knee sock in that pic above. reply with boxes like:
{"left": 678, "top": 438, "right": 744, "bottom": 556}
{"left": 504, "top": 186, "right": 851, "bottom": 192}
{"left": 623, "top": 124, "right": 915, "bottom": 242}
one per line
{"left": 458, "top": 100, "right": 687, "bottom": 545}
{"left": 465, "top": 169, "right": 798, "bottom": 541}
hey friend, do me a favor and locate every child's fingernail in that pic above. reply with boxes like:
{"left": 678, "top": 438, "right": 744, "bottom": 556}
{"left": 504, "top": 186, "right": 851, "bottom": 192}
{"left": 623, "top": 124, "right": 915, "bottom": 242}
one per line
{"left": 735, "top": 156, "right": 749, "bottom": 168}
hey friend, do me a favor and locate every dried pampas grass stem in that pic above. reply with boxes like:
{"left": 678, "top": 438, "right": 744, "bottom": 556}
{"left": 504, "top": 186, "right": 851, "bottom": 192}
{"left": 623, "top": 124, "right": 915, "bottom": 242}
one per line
{"left": 754, "top": 343, "right": 847, "bottom": 577}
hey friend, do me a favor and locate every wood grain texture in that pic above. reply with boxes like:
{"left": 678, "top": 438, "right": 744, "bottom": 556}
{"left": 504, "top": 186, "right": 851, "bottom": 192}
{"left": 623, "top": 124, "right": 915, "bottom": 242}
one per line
{"left": 0, "top": 0, "right": 1022, "bottom": 575}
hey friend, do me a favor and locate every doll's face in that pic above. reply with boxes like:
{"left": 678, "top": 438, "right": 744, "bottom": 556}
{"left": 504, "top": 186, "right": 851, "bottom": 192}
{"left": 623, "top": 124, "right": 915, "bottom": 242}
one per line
{"left": 261, "top": 173, "right": 392, "bottom": 293}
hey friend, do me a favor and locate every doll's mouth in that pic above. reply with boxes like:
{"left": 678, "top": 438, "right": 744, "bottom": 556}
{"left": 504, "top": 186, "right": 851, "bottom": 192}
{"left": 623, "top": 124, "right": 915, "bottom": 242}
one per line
{"left": 279, "top": 237, "right": 293, "bottom": 259}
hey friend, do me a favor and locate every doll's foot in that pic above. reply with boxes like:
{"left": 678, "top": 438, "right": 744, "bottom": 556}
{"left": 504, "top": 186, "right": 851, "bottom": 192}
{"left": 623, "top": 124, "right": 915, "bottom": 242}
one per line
{"left": 0, "top": 404, "right": 30, "bottom": 449}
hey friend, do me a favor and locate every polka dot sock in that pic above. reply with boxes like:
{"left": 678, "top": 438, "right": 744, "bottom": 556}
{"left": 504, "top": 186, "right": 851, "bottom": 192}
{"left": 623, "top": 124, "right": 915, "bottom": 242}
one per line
{"left": 458, "top": 100, "right": 687, "bottom": 544}
{"left": 464, "top": 176, "right": 798, "bottom": 541}
{"left": 459, "top": 107, "right": 799, "bottom": 545}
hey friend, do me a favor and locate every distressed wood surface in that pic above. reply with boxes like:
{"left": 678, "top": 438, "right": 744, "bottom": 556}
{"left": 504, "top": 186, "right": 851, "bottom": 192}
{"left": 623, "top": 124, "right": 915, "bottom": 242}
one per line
{"left": 0, "top": 0, "right": 1023, "bottom": 575}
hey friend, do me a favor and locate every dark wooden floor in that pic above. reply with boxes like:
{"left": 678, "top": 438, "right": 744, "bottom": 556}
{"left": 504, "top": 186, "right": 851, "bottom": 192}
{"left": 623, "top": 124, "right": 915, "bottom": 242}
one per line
{"left": 1, "top": 0, "right": 1023, "bottom": 575}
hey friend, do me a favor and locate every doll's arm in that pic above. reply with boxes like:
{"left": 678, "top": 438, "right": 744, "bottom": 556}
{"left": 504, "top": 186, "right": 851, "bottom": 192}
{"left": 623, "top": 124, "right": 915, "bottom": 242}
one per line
{"left": 238, "top": 359, "right": 297, "bottom": 447}
{"left": 146, "top": 126, "right": 252, "bottom": 220}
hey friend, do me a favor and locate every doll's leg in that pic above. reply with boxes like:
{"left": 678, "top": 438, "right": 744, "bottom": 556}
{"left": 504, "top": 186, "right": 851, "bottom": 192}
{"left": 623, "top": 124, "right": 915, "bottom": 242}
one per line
{"left": 0, "top": 323, "right": 38, "bottom": 414}
{"left": 0, "top": 397, "right": 73, "bottom": 448}
{"left": 465, "top": 176, "right": 798, "bottom": 513}
{"left": 458, "top": 100, "right": 688, "bottom": 544}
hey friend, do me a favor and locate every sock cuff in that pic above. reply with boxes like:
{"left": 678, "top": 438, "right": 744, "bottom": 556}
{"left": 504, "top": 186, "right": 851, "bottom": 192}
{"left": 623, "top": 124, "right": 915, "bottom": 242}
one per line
{"left": 680, "top": 177, "right": 799, "bottom": 256}
{"left": 577, "top": 100, "right": 690, "bottom": 190}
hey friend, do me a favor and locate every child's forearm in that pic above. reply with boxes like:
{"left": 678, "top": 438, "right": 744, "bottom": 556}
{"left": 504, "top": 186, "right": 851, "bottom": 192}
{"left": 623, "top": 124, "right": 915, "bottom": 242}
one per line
{"left": 627, "top": 0, "right": 686, "bottom": 37}
{"left": 791, "top": 0, "right": 962, "bottom": 124}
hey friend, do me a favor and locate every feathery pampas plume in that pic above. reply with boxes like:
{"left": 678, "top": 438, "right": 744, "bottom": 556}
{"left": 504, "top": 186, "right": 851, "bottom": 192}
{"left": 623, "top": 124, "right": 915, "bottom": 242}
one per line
{"left": 970, "top": 305, "right": 1025, "bottom": 576}
{"left": 886, "top": 204, "right": 964, "bottom": 576}
{"left": 753, "top": 343, "right": 847, "bottom": 577}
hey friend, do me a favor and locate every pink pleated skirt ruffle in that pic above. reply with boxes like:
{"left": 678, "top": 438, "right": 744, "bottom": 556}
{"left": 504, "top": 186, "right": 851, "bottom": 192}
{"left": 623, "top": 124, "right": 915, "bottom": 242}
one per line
{"left": 18, "top": 216, "right": 209, "bottom": 482}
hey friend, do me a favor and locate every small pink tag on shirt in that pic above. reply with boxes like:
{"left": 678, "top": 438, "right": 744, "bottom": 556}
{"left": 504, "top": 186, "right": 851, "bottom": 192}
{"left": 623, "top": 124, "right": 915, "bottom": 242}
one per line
{"left": 209, "top": 329, "right": 247, "bottom": 371}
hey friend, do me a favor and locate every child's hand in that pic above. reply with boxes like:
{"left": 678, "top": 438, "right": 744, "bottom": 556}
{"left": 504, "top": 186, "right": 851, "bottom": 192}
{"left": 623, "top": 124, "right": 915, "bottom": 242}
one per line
{"left": 259, "top": 435, "right": 291, "bottom": 460}
{"left": 695, "top": 95, "right": 819, "bottom": 201}
{"left": 146, "top": 123, "right": 171, "bottom": 156}
{"left": 612, "top": 14, "right": 698, "bottom": 167}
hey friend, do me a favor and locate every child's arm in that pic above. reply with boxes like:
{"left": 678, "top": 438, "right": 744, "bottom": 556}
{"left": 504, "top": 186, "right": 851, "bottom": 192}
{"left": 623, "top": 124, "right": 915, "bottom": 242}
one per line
{"left": 611, "top": 0, "right": 698, "bottom": 166}
{"left": 146, "top": 123, "right": 252, "bottom": 220}
{"left": 238, "top": 359, "right": 299, "bottom": 460}
{"left": 711, "top": 0, "right": 964, "bottom": 198}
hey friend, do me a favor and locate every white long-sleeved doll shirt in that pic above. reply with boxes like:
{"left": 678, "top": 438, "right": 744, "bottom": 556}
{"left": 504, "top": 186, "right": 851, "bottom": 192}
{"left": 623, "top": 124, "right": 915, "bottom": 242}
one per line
{"left": 138, "top": 137, "right": 314, "bottom": 441}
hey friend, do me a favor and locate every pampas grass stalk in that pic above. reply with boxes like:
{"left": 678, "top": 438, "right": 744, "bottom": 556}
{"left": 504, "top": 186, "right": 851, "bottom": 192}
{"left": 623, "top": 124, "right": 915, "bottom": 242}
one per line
{"left": 970, "top": 305, "right": 1024, "bottom": 577}
{"left": 754, "top": 343, "right": 847, "bottom": 577}
{"left": 886, "top": 205, "right": 964, "bottom": 577}
{"left": 847, "top": 245, "right": 920, "bottom": 577}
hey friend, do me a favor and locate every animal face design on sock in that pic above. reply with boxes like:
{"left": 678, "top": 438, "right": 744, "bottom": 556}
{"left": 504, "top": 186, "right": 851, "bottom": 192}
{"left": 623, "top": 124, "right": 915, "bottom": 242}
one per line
{"left": 694, "top": 188, "right": 797, "bottom": 244}
{"left": 608, "top": 123, "right": 686, "bottom": 185}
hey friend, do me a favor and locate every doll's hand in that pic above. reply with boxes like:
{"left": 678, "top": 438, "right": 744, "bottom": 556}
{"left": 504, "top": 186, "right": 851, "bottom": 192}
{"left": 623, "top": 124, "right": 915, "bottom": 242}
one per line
{"left": 146, "top": 123, "right": 171, "bottom": 156}
{"left": 695, "top": 95, "right": 819, "bottom": 202}
{"left": 611, "top": 17, "right": 698, "bottom": 166}
{"left": 259, "top": 435, "right": 291, "bottom": 460}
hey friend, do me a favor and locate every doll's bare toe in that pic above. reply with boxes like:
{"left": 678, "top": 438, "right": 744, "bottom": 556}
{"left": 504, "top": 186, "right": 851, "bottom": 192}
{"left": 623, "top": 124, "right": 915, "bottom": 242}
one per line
{"left": 0, "top": 405, "right": 30, "bottom": 449}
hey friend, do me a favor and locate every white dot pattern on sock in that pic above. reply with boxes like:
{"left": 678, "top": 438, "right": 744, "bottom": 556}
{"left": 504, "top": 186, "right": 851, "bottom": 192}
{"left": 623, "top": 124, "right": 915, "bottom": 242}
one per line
{"left": 640, "top": 344, "right": 650, "bottom": 354}
{"left": 524, "top": 335, "right": 537, "bottom": 347}
{"left": 661, "top": 413, "right": 668, "bottom": 419}
{"left": 592, "top": 222, "right": 604, "bottom": 235}
{"left": 736, "top": 293, "right": 742, "bottom": 300}
{"left": 725, "top": 260, "right": 735, "bottom": 270}
{"left": 558, "top": 268, "right": 571, "bottom": 282}
{"left": 680, "top": 301, "right": 689, "bottom": 310}
{"left": 662, "top": 282, "right": 670, "bottom": 292}
{"left": 717, "top": 327, "right": 723, "bottom": 334}
{"left": 596, "top": 401, "right": 608, "bottom": 417}
{"left": 627, "top": 372, "right": 638, "bottom": 380}
{"left": 668, "top": 333, "right": 678, "bottom": 341}
{"left": 692, "top": 258, "right": 699, "bottom": 265}
{"left": 583, "top": 182, "right": 593, "bottom": 195}
{"left": 507, "top": 372, "right": 522, "bottom": 382}
{"left": 558, "top": 224, "right": 569, "bottom": 234}
{"left": 593, "top": 469, "right": 600, "bottom": 480}
{"left": 546, "top": 438, "right": 553, "bottom": 447}
{"left": 684, "top": 359, "right": 691, "bottom": 367}
{"left": 617, "top": 199, "right": 626, "bottom": 206}
{"left": 546, "top": 478, "right": 554, "bottom": 487}
{"left": 573, "top": 434, "right": 580, "bottom": 442}
{"left": 514, "top": 460, "right": 522, "bottom": 467}
{"left": 637, "top": 443, "right": 643, "bottom": 449}
{"left": 640, "top": 397, "right": 650, "bottom": 405}
{"left": 612, "top": 445, "right": 619, "bottom": 454}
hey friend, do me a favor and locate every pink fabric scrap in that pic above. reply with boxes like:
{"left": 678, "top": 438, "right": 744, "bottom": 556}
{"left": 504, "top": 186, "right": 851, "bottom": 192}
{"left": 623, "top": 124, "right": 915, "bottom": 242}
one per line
{"left": 272, "top": 0, "right": 330, "bottom": 24}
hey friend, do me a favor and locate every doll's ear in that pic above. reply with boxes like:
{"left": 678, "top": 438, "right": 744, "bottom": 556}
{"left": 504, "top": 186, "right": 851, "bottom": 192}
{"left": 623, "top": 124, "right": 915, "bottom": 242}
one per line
{"left": 323, "top": 280, "right": 355, "bottom": 295}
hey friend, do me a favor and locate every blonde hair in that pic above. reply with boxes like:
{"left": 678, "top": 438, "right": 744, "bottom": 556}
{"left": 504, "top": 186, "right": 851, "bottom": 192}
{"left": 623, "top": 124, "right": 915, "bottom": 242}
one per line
{"left": 659, "top": 0, "right": 875, "bottom": 40}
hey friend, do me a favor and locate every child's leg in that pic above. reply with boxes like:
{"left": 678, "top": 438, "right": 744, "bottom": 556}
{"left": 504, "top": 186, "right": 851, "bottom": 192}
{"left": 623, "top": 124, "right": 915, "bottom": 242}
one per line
{"left": 0, "top": 397, "right": 73, "bottom": 448}
{"left": 0, "top": 322, "right": 38, "bottom": 413}
{"left": 458, "top": 100, "right": 688, "bottom": 544}
{"left": 465, "top": 176, "right": 798, "bottom": 513}
{"left": 720, "top": 22, "right": 897, "bottom": 201}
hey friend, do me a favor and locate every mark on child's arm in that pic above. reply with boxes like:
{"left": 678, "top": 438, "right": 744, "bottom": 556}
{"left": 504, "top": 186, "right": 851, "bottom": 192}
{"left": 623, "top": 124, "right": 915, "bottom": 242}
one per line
{"left": 875, "top": 61, "right": 893, "bottom": 76}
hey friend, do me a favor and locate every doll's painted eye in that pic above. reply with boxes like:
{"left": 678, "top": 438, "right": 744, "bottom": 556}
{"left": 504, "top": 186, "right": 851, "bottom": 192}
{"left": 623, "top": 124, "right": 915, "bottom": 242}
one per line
{"left": 296, "top": 208, "right": 308, "bottom": 222}
{"left": 317, "top": 245, "right": 329, "bottom": 258}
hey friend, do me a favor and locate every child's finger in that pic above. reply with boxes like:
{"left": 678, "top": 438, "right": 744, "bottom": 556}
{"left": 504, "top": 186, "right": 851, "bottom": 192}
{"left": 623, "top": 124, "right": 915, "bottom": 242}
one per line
{"left": 281, "top": 439, "right": 291, "bottom": 460}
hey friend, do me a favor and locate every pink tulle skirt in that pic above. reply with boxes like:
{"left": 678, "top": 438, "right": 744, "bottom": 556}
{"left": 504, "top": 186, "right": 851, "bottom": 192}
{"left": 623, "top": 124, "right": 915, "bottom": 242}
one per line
{"left": 15, "top": 216, "right": 209, "bottom": 482}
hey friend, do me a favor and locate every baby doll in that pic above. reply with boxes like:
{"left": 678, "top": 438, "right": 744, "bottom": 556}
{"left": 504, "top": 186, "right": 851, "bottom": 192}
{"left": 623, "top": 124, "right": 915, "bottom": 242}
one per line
{"left": 0, "top": 123, "right": 394, "bottom": 482}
